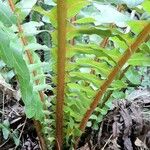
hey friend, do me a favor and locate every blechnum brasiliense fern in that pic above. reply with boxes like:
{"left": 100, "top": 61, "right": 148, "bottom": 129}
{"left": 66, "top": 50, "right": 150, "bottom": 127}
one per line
{"left": 0, "top": 0, "right": 150, "bottom": 149}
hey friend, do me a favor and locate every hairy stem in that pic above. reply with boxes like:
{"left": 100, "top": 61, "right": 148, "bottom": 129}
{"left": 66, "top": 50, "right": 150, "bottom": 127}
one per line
{"left": 56, "top": 0, "right": 67, "bottom": 149}
{"left": 8, "top": 0, "right": 47, "bottom": 150}
{"left": 100, "top": 65, "right": 130, "bottom": 108}
{"left": 79, "top": 23, "right": 150, "bottom": 131}
{"left": 98, "top": 4, "right": 131, "bottom": 113}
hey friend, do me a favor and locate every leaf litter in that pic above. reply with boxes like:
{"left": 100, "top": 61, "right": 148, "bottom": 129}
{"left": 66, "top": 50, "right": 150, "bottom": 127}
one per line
{"left": 79, "top": 90, "right": 150, "bottom": 150}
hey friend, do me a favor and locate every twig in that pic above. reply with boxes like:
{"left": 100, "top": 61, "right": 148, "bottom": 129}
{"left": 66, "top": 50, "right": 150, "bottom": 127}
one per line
{"left": 101, "top": 134, "right": 113, "bottom": 150}
{"left": 2, "top": 89, "right": 5, "bottom": 122}
{"left": 100, "top": 65, "right": 130, "bottom": 108}
{"left": 56, "top": 139, "right": 61, "bottom": 150}
{"left": 0, "top": 138, "right": 10, "bottom": 148}
{"left": 14, "top": 117, "right": 27, "bottom": 149}
{"left": 97, "top": 121, "right": 104, "bottom": 148}
{"left": 0, "top": 76, "right": 20, "bottom": 101}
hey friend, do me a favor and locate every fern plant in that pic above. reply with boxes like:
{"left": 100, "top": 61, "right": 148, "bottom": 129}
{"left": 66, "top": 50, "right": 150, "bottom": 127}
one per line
{"left": 0, "top": 0, "right": 150, "bottom": 150}
{"left": 45, "top": 0, "right": 150, "bottom": 149}
{"left": 0, "top": 0, "right": 50, "bottom": 149}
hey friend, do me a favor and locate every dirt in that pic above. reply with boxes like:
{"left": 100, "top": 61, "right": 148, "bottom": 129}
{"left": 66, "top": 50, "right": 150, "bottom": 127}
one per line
{"left": 0, "top": 77, "right": 40, "bottom": 150}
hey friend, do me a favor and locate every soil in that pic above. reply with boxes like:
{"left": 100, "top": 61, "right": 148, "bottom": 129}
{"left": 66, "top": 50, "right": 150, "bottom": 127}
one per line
{"left": 0, "top": 77, "right": 40, "bottom": 150}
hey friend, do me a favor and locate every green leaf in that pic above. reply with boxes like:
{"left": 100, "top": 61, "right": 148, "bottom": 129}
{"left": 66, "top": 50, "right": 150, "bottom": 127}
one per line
{"left": 10, "top": 40, "right": 30, "bottom": 79}
{"left": 75, "top": 58, "right": 111, "bottom": 78}
{"left": 67, "top": 83, "right": 95, "bottom": 97}
{"left": 74, "top": 17, "right": 95, "bottom": 24}
{"left": 34, "top": 6, "right": 57, "bottom": 28}
{"left": 0, "top": 1, "right": 16, "bottom": 27}
{"left": 128, "top": 53, "right": 150, "bottom": 66}
{"left": 112, "top": 91, "right": 125, "bottom": 99}
{"left": 93, "top": 3, "right": 130, "bottom": 26}
{"left": 74, "top": 128, "right": 82, "bottom": 137}
{"left": 105, "top": 99, "right": 113, "bottom": 108}
{"left": 97, "top": 114, "right": 104, "bottom": 122}
{"left": 67, "top": 45, "right": 117, "bottom": 65}
{"left": 33, "top": 84, "right": 52, "bottom": 91}
{"left": 77, "top": 92, "right": 92, "bottom": 108}
{"left": 68, "top": 27, "right": 112, "bottom": 40}
{"left": 100, "top": 106, "right": 108, "bottom": 115}
{"left": 2, "top": 120, "right": 10, "bottom": 140}
{"left": 64, "top": 106, "right": 82, "bottom": 121}
{"left": 93, "top": 122, "right": 99, "bottom": 130}
{"left": 28, "top": 62, "right": 49, "bottom": 72}
{"left": 2, "top": 70, "right": 15, "bottom": 83}
{"left": 87, "top": 121, "right": 92, "bottom": 127}
{"left": 22, "top": 21, "right": 46, "bottom": 36}
{"left": 67, "top": 0, "right": 91, "bottom": 19}
{"left": 105, "top": 49, "right": 122, "bottom": 62}
{"left": 47, "top": 7, "right": 57, "bottom": 27}
{"left": 128, "top": 21, "right": 149, "bottom": 34}
{"left": 25, "top": 43, "right": 50, "bottom": 51}
{"left": 69, "top": 72, "right": 102, "bottom": 87}
{"left": 111, "top": 36, "right": 128, "bottom": 51}
{"left": 142, "top": 0, "right": 150, "bottom": 13}
{"left": 90, "top": 114, "right": 97, "bottom": 120}
{"left": 125, "top": 67, "right": 141, "bottom": 85}
{"left": 44, "top": 0, "right": 56, "bottom": 6}
{"left": 110, "top": 80, "right": 128, "bottom": 90}
{"left": 0, "top": 24, "right": 44, "bottom": 121}
{"left": 12, "top": 131, "right": 20, "bottom": 146}
{"left": 140, "top": 43, "right": 150, "bottom": 54}
{"left": 68, "top": 99, "right": 86, "bottom": 115}
{"left": 16, "top": 0, "right": 38, "bottom": 18}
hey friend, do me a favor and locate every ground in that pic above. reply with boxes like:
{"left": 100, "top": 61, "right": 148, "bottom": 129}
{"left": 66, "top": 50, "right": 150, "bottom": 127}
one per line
{"left": 0, "top": 77, "right": 150, "bottom": 150}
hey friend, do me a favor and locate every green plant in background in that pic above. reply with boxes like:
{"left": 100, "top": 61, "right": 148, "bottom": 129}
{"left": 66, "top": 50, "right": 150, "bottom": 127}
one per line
{"left": 0, "top": 0, "right": 150, "bottom": 150}
{"left": 0, "top": 119, "right": 20, "bottom": 147}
